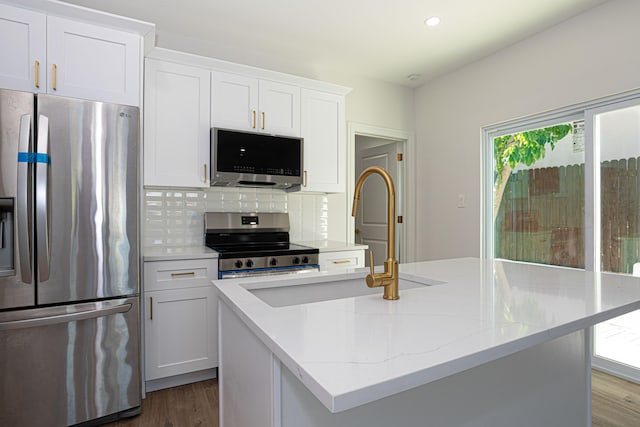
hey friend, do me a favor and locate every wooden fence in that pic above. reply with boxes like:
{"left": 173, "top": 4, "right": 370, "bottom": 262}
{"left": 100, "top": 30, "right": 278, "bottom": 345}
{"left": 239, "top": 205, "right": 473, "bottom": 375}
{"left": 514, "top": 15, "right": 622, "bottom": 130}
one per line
{"left": 495, "top": 158, "right": 640, "bottom": 273}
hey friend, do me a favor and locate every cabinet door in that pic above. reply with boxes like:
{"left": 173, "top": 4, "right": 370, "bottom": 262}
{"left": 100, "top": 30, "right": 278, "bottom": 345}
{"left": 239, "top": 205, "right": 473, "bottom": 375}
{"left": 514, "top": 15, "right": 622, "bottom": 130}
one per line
{"left": 144, "top": 59, "right": 211, "bottom": 187}
{"left": 211, "top": 71, "right": 258, "bottom": 131}
{"left": 0, "top": 4, "right": 46, "bottom": 92}
{"left": 300, "top": 89, "right": 345, "bottom": 192}
{"left": 259, "top": 80, "right": 300, "bottom": 136}
{"left": 145, "top": 286, "right": 218, "bottom": 380}
{"left": 47, "top": 16, "right": 140, "bottom": 105}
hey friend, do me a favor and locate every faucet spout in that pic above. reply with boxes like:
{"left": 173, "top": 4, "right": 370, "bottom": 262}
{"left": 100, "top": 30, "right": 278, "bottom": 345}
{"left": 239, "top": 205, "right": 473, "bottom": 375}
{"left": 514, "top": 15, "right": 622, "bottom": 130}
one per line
{"left": 352, "top": 166, "right": 399, "bottom": 300}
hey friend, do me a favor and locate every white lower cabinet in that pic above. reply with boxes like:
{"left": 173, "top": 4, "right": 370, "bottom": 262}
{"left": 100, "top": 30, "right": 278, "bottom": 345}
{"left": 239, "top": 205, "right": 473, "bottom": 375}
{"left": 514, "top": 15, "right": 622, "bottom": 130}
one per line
{"left": 144, "top": 258, "right": 218, "bottom": 382}
{"left": 319, "top": 249, "right": 365, "bottom": 271}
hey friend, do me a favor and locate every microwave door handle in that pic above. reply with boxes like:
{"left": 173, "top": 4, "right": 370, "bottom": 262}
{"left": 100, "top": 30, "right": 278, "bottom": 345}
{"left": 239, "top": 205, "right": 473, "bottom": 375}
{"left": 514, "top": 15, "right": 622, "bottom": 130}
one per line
{"left": 0, "top": 213, "right": 4, "bottom": 249}
{"left": 17, "top": 115, "right": 32, "bottom": 284}
{"left": 35, "top": 114, "right": 50, "bottom": 282}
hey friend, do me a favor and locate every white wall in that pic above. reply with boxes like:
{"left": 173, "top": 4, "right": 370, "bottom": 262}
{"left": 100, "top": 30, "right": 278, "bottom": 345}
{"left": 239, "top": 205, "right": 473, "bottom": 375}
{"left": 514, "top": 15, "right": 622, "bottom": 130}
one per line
{"left": 414, "top": 0, "right": 640, "bottom": 261}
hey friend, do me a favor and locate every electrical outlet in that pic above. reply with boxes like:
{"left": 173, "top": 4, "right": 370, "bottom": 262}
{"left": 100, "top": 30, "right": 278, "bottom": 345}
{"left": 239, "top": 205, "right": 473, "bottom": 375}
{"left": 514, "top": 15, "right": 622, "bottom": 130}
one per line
{"left": 457, "top": 194, "right": 465, "bottom": 208}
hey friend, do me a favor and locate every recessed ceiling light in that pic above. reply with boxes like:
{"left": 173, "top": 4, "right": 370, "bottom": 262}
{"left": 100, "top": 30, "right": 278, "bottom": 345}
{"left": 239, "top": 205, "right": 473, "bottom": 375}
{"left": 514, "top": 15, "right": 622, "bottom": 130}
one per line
{"left": 424, "top": 16, "right": 440, "bottom": 27}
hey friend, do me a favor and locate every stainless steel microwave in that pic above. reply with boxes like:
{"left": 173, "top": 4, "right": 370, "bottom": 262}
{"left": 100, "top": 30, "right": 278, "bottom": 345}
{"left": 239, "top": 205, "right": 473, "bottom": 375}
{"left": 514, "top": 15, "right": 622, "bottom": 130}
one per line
{"left": 210, "top": 128, "right": 303, "bottom": 190}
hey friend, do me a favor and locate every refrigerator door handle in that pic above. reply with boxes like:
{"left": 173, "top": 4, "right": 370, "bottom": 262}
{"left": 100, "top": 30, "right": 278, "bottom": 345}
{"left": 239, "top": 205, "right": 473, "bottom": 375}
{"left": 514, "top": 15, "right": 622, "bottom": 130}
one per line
{"left": 0, "top": 303, "right": 132, "bottom": 331}
{"left": 35, "top": 114, "right": 50, "bottom": 282}
{"left": 17, "top": 114, "right": 32, "bottom": 283}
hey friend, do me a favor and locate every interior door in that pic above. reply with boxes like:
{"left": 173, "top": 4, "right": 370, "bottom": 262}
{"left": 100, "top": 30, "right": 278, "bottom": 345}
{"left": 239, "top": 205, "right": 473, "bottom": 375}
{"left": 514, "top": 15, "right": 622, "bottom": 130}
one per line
{"left": 355, "top": 142, "right": 400, "bottom": 266}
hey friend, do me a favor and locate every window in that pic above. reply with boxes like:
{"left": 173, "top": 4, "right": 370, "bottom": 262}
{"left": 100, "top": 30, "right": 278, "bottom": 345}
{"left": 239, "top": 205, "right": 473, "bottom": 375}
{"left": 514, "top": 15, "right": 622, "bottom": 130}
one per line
{"left": 482, "top": 90, "right": 640, "bottom": 382}
{"left": 492, "top": 121, "right": 585, "bottom": 268}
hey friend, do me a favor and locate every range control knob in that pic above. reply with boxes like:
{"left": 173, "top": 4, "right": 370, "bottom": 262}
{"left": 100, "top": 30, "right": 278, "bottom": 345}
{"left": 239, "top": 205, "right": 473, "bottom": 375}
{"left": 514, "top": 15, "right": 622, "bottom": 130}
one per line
{"left": 269, "top": 258, "right": 278, "bottom": 267}
{"left": 301, "top": 256, "right": 309, "bottom": 264}
{"left": 292, "top": 256, "right": 301, "bottom": 265}
{"left": 234, "top": 260, "right": 243, "bottom": 269}
{"left": 246, "top": 259, "right": 254, "bottom": 268}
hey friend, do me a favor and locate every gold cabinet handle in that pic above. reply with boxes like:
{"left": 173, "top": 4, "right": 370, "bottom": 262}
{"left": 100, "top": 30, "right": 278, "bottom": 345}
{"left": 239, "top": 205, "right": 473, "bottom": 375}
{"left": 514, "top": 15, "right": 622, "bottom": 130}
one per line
{"left": 150, "top": 296, "right": 153, "bottom": 320}
{"left": 203, "top": 164, "right": 207, "bottom": 183}
{"left": 171, "top": 271, "right": 196, "bottom": 277}
{"left": 252, "top": 110, "right": 257, "bottom": 129}
{"left": 332, "top": 260, "right": 352, "bottom": 265}
{"left": 35, "top": 60, "right": 40, "bottom": 88}
{"left": 261, "top": 111, "right": 265, "bottom": 130}
{"left": 52, "top": 64, "right": 57, "bottom": 91}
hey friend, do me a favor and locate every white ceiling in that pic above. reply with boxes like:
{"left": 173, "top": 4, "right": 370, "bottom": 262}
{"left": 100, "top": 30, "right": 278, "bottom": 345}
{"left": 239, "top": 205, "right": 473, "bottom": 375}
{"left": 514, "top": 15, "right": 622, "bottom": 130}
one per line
{"left": 59, "top": 0, "right": 610, "bottom": 87}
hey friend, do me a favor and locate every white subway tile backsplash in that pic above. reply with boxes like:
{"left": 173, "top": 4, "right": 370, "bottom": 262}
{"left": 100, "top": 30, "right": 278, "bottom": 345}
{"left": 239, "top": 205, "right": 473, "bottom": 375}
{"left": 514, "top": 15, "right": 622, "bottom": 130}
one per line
{"left": 143, "top": 187, "right": 331, "bottom": 247}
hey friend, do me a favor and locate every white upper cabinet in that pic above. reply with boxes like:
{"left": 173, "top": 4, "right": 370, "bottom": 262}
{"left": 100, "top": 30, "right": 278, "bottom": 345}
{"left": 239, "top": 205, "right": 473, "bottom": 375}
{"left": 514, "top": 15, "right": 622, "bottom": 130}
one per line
{"left": 144, "top": 58, "right": 211, "bottom": 187}
{"left": 47, "top": 16, "right": 140, "bottom": 106}
{"left": 300, "top": 89, "right": 346, "bottom": 193}
{"left": 258, "top": 80, "right": 300, "bottom": 136}
{"left": 0, "top": 4, "right": 141, "bottom": 105}
{"left": 0, "top": 4, "right": 46, "bottom": 92}
{"left": 211, "top": 72, "right": 258, "bottom": 131}
{"left": 211, "top": 71, "right": 300, "bottom": 136}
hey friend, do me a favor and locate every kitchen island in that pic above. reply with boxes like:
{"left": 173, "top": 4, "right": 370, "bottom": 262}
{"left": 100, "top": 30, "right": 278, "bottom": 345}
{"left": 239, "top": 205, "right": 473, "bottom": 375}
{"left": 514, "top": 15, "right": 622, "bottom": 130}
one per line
{"left": 215, "top": 258, "right": 640, "bottom": 426}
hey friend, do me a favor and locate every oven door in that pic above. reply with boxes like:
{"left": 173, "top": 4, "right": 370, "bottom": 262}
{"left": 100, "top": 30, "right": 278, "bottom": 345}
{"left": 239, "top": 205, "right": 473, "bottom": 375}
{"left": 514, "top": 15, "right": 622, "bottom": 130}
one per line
{"left": 219, "top": 264, "right": 319, "bottom": 279}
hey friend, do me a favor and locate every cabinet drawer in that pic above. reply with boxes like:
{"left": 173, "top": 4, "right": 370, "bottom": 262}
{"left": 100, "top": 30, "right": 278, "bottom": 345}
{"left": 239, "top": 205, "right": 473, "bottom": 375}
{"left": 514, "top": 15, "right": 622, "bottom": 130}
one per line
{"left": 319, "top": 250, "right": 365, "bottom": 271}
{"left": 144, "top": 259, "right": 217, "bottom": 292}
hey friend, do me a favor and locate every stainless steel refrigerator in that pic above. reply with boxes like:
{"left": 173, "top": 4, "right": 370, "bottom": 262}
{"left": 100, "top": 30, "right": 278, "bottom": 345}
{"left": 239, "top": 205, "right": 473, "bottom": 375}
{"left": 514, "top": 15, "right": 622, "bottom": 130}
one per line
{"left": 0, "top": 89, "right": 140, "bottom": 426}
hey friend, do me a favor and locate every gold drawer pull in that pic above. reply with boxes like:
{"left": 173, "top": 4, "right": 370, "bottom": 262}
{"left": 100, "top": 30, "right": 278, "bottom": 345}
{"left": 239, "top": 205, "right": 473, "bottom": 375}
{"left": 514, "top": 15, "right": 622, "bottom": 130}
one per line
{"left": 332, "top": 260, "right": 352, "bottom": 265}
{"left": 171, "top": 271, "right": 196, "bottom": 277}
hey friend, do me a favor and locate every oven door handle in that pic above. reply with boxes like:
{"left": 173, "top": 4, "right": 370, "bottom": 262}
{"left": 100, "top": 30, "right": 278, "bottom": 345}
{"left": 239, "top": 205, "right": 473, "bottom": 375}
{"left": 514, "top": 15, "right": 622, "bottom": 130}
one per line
{"left": 219, "top": 265, "right": 319, "bottom": 279}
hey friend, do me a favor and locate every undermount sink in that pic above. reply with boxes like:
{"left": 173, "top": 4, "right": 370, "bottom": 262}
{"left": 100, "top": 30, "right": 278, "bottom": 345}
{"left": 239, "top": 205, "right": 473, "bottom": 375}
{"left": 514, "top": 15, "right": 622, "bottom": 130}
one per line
{"left": 246, "top": 272, "right": 444, "bottom": 308}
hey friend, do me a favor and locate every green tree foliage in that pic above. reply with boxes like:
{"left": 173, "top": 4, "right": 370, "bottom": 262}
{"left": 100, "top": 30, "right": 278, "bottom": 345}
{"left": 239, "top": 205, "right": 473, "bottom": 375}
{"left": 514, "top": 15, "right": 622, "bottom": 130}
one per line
{"left": 493, "top": 124, "right": 573, "bottom": 220}
{"left": 494, "top": 124, "right": 572, "bottom": 185}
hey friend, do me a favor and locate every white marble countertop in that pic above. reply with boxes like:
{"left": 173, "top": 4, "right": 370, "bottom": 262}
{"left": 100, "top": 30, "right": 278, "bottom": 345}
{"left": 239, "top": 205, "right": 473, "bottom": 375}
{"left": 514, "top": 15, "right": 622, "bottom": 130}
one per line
{"left": 143, "top": 245, "right": 218, "bottom": 261}
{"left": 214, "top": 258, "right": 640, "bottom": 413}
{"left": 296, "top": 240, "right": 368, "bottom": 252}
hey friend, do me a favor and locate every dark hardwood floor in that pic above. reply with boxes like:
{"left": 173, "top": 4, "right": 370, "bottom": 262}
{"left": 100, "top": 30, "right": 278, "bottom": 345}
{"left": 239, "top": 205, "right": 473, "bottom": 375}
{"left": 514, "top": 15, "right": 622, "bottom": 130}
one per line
{"left": 106, "top": 370, "right": 640, "bottom": 426}
{"left": 107, "top": 380, "right": 218, "bottom": 427}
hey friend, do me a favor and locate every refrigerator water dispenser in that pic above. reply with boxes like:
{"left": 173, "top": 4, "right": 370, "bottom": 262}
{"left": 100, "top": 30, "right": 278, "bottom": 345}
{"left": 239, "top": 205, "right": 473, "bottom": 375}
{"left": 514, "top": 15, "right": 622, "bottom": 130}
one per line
{"left": 0, "top": 198, "right": 14, "bottom": 275}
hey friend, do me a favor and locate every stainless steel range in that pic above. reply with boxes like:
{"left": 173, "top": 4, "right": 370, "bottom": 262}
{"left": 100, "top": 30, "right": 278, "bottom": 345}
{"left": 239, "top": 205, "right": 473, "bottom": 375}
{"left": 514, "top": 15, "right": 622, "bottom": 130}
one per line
{"left": 205, "top": 212, "right": 319, "bottom": 279}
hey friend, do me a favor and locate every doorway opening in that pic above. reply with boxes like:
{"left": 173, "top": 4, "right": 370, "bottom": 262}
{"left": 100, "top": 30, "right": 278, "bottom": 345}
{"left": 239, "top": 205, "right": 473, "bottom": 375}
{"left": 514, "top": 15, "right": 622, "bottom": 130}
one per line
{"left": 347, "top": 123, "right": 416, "bottom": 265}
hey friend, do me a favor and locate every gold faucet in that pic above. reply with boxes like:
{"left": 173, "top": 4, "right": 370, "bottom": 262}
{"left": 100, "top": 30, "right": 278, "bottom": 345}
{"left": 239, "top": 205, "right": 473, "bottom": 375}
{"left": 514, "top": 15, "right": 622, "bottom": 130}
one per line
{"left": 352, "top": 166, "right": 399, "bottom": 300}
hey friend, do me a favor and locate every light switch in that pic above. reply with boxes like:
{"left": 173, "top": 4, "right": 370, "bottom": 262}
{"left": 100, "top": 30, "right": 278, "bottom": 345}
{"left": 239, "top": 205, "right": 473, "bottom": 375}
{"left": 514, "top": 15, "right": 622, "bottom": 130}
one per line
{"left": 457, "top": 194, "right": 465, "bottom": 208}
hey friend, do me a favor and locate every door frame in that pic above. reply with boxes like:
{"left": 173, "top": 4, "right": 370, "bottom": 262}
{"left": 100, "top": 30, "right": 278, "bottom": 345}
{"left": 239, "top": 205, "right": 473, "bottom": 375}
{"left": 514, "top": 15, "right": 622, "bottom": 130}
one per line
{"left": 347, "top": 122, "right": 416, "bottom": 263}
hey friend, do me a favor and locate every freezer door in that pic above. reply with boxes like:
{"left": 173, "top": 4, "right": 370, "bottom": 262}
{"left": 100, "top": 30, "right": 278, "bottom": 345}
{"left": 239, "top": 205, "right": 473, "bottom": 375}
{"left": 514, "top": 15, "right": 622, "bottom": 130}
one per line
{"left": 0, "top": 297, "right": 141, "bottom": 426}
{"left": 36, "top": 95, "right": 139, "bottom": 304}
{"left": 0, "top": 89, "right": 35, "bottom": 309}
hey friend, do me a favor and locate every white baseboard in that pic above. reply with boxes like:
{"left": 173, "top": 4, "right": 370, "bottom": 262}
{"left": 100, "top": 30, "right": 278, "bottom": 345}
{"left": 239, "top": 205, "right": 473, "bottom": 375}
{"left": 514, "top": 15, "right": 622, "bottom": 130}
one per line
{"left": 592, "top": 357, "right": 640, "bottom": 384}
{"left": 145, "top": 368, "right": 217, "bottom": 393}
